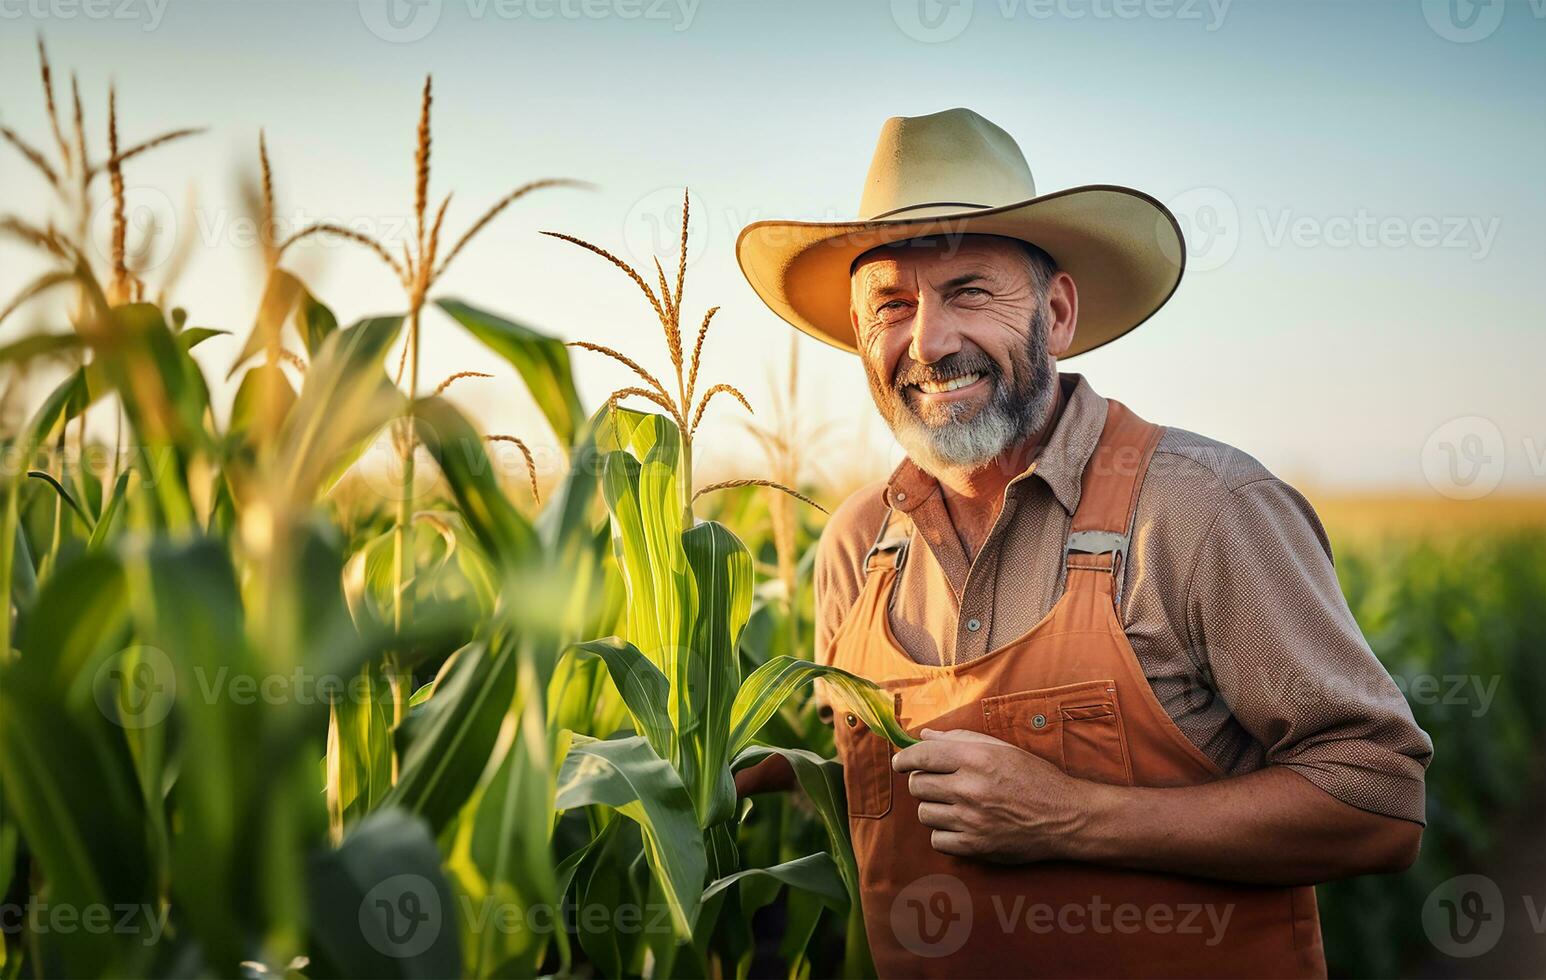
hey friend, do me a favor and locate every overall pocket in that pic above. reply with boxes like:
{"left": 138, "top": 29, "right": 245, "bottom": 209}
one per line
{"left": 835, "top": 712, "right": 894, "bottom": 819}
{"left": 981, "top": 680, "right": 1133, "bottom": 786}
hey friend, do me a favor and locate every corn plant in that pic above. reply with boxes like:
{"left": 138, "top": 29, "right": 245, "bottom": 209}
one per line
{"left": 541, "top": 208, "right": 915, "bottom": 976}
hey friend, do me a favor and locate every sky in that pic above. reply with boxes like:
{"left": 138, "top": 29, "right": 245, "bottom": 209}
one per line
{"left": 1, "top": 0, "right": 1542, "bottom": 499}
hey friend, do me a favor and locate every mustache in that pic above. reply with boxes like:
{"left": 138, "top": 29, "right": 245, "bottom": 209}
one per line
{"left": 892, "top": 350, "right": 999, "bottom": 389}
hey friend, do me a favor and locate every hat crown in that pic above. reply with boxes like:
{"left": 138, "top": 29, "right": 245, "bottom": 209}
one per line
{"left": 858, "top": 108, "right": 1038, "bottom": 221}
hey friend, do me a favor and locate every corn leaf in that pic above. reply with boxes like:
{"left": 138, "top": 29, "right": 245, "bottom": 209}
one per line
{"left": 555, "top": 734, "right": 706, "bottom": 938}
{"left": 597, "top": 419, "right": 697, "bottom": 735}
{"left": 681, "top": 520, "right": 753, "bottom": 828}
{"left": 278, "top": 314, "right": 404, "bottom": 506}
{"left": 701, "top": 852, "right": 847, "bottom": 909}
{"left": 229, "top": 268, "right": 337, "bottom": 375}
{"left": 447, "top": 668, "right": 560, "bottom": 978}
{"left": 567, "top": 638, "right": 673, "bottom": 758}
{"left": 435, "top": 298, "right": 583, "bottom": 449}
{"left": 0, "top": 331, "right": 79, "bottom": 365}
{"left": 414, "top": 396, "right": 540, "bottom": 570}
{"left": 24, "top": 469, "right": 92, "bottom": 529}
{"left": 177, "top": 326, "right": 230, "bottom": 351}
{"left": 0, "top": 550, "right": 149, "bottom": 976}
{"left": 327, "top": 662, "right": 394, "bottom": 838}
{"left": 729, "top": 656, "right": 917, "bottom": 755}
{"left": 735, "top": 743, "right": 874, "bottom": 978}
{"left": 307, "top": 807, "right": 462, "bottom": 978}
{"left": 132, "top": 538, "right": 279, "bottom": 971}
{"left": 87, "top": 471, "right": 131, "bottom": 550}
{"left": 230, "top": 362, "right": 298, "bottom": 449}
{"left": 383, "top": 637, "right": 518, "bottom": 833}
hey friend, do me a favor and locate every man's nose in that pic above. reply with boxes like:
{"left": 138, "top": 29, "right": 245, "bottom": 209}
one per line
{"left": 908, "top": 293, "right": 963, "bottom": 365}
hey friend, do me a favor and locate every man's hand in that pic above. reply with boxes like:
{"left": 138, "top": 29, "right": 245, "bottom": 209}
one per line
{"left": 892, "top": 727, "right": 1083, "bottom": 863}
{"left": 899, "top": 727, "right": 1423, "bottom": 884}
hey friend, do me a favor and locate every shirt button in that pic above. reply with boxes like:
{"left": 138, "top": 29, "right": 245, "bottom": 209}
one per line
{"left": 1032, "top": 714, "right": 1047, "bottom": 729}
{"left": 966, "top": 618, "right": 982, "bottom": 632}
{"left": 894, "top": 491, "right": 907, "bottom": 502}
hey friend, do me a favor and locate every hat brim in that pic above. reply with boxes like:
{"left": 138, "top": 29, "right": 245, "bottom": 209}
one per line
{"left": 735, "top": 184, "right": 1186, "bottom": 359}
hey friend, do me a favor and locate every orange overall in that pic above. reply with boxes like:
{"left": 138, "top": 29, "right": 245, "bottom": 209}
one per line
{"left": 829, "top": 400, "right": 1327, "bottom": 979}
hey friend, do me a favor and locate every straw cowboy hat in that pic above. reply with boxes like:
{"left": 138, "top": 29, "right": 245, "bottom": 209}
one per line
{"left": 736, "top": 108, "right": 1187, "bottom": 358}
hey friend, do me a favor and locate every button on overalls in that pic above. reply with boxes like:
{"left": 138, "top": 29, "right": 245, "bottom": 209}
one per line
{"left": 828, "top": 400, "right": 1326, "bottom": 979}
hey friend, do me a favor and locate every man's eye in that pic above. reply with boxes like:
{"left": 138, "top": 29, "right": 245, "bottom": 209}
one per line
{"left": 956, "top": 287, "right": 989, "bottom": 299}
{"left": 876, "top": 300, "right": 910, "bottom": 316}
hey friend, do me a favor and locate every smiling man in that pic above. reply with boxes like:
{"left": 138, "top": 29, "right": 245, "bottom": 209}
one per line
{"left": 735, "top": 110, "right": 1432, "bottom": 978}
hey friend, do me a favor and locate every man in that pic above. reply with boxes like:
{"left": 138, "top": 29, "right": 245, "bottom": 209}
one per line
{"left": 734, "top": 109, "right": 1432, "bottom": 978}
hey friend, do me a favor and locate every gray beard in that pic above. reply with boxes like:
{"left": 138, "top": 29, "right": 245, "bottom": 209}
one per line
{"left": 868, "top": 307, "right": 1056, "bottom": 476}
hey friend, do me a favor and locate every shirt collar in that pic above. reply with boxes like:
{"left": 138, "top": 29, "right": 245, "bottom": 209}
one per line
{"left": 882, "top": 372, "right": 1108, "bottom": 517}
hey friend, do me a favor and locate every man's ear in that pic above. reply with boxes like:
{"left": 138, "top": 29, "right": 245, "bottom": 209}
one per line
{"left": 1045, "top": 271, "right": 1079, "bottom": 357}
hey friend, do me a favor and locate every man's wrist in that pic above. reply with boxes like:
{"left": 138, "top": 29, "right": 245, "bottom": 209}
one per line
{"left": 1062, "top": 778, "right": 1134, "bottom": 864}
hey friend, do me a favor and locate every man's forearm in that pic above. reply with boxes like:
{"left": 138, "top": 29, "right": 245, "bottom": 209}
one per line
{"left": 1069, "top": 766, "right": 1422, "bottom": 886}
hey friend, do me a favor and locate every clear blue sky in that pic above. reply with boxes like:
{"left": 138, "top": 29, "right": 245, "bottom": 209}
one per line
{"left": 2, "top": 0, "right": 1542, "bottom": 494}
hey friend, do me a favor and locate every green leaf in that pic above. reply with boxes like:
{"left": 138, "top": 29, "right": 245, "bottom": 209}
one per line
{"left": 566, "top": 638, "right": 672, "bottom": 756}
{"left": 230, "top": 362, "right": 298, "bottom": 445}
{"left": 177, "top": 326, "right": 230, "bottom": 351}
{"left": 25, "top": 469, "right": 93, "bottom": 529}
{"left": 735, "top": 744, "right": 873, "bottom": 978}
{"left": 277, "top": 314, "right": 404, "bottom": 505}
{"left": 729, "top": 657, "right": 917, "bottom": 755}
{"left": 0, "top": 550, "right": 151, "bottom": 976}
{"left": 0, "top": 331, "right": 79, "bottom": 366}
{"left": 131, "top": 538, "right": 273, "bottom": 970}
{"left": 413, "top": 397, "right": 539, "bottom": 570}
{"left": 98, "top": 303, "right": 211, "bottom": 449}
{"left": 327, "top": 662, "right": 395, "bottom": 836}
{"left": 79, "top": 304, "right": 209, "bottom": 528}
{"left": 435, "top": 298, "right": 583, "bottom": 448}
{"left": 681, "top": 520, "right": 754, "bottom": 828}
{"left": 230, "top": 268, "right": 337, "bottom": 375}
{"left": 307, "top": 808, "right": 463, "bottom": 979}
{"left": 555, "top": 734, "right": 706, "bottom": 938}
{"left": 598, "top": 417, "right": 697, "bottom": 719}
{"left": 701, "top": 852, "right": 847, "bottom": 909}
{"left": 382, "top": 639, "right": 519, "bottom": 833}
{"left": 445, "top": 670, "right": 560, "bottom": 978}
{"left": 87, "top": 471, "right": 131, "bottom": 550}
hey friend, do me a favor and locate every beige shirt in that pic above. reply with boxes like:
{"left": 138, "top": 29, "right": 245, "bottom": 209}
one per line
{"left": 815, "top": 373, "right": 1433, "bottom": 824}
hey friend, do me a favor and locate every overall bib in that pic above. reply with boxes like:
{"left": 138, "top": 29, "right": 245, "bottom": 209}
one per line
{"left": 828, "top": 400, "right": 1327, "bottom": 979}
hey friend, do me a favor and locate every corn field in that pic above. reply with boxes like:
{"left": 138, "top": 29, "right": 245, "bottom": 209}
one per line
{"left": 1, "top": 48, "right": 1543, "bottom": 980}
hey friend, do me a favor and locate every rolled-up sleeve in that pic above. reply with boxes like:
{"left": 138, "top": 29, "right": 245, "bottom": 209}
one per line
{"left": 1188, "top": 477, "right": 1433, "bottom": 824}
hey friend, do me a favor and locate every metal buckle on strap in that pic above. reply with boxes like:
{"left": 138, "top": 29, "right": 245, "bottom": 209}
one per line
{"left": 864, "top": 505, "right": 911, "bottom": 573}
{"left": 1063, "top": 530, "right": 1130, "bottom": 607}
{"left": 1063, "top": 530, "right": 1129, "bottom": 573}
{"left": 863, "top": 534, "right": 910, "bottom": 572}
{"left": 1064, "top": 530, "right": 1129, "bottom": 558}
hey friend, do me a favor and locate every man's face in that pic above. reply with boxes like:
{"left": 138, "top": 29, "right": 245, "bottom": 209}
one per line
{"left": 849, "top": 235, "right": 1064, "bottom": 475}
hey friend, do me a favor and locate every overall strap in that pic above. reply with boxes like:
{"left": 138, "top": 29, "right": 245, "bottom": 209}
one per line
{"left": 1062, "top": 398, "right": 1163, "bottom": 608}
{"left": 863, "top": 503, "right": 912, "bottom": 575}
